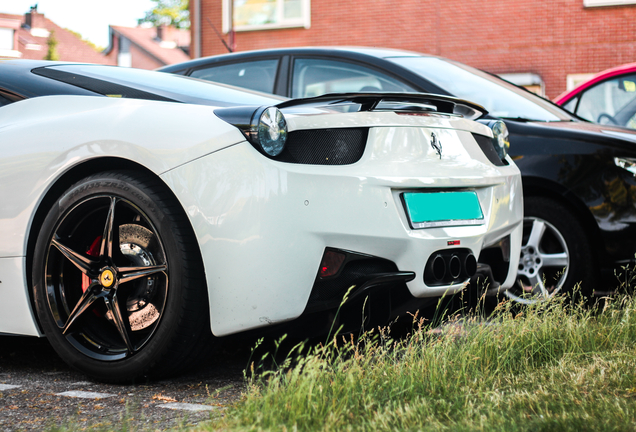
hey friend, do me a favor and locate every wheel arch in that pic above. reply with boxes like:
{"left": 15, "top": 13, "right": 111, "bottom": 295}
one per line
{"left": 522, "top": 176, "right": 605, "bottom": 264}
{"left": 25, "top": 157, "right": 207, "bottom": 331}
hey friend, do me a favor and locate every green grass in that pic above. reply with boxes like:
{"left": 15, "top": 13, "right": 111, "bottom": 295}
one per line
{"left": 197, "top": 294, "right": 636, "bottom": 431}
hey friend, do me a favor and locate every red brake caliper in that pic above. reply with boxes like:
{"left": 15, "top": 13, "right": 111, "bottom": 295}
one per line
{"left": 81, "top": 236, "right": 102, "bottom": 292}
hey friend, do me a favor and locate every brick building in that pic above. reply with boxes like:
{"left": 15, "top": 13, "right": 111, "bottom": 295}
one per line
{"left": 0, "top": 6, "right": 190, "bottom": 70}
{"left": 0, "top": 6, "right": 113, "bottom": 64}
{"left": 190, "top": 0, "right": 636, "bottom": 98}
{"left": 103, "top": 25, "right": 190, "bottom": 69}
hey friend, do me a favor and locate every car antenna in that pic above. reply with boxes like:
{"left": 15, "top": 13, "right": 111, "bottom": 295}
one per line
{"left": 205, "top": 17, "right": 234, "bottom": 53}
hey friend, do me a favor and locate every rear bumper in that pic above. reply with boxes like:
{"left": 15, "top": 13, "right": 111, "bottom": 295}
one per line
{"left": 163, "top": 131, "right": 522, "bottom": 336}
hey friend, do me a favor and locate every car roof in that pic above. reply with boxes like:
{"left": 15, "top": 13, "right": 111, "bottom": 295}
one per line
{"left": 0, "top": 59, "right": 97, "bottom": 98}
{"left": 0, "top": 59, "right": 71, "bottom": 75}
{"left": 157, "top": 46, "right": 433, "bottom": 73}
{"left": 0, "top": 59, "right": 283, "bottom": 106}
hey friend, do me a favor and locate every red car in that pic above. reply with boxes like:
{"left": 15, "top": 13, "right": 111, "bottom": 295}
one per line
{"left": 555, "top": 62, "right": 636, "bottom": 130}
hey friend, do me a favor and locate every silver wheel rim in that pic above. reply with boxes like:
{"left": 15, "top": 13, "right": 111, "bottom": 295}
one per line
{"left": 505, "top": 216, "right": 569, "bottom": 304}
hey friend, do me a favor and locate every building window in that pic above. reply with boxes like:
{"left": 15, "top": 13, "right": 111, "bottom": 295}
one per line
{"left": 583, "top": 0, "right": 636, "bottom": 7}
{"left": 566, "top": 73, "right": 595, "bottom": 91}
{"left": 498, "top": 73, "right": 545, "bottom": 96}
{"left": 0, "top": 28, "right": 14, "bottom": 50}
{"left": 223, "top": 0, "right": 310, "bottom": 32}
{"left": 118, "top": 36, "right": 132, "bottom": 67}
{"left": 0, "top": 27, "right": 21, "bottom": 58}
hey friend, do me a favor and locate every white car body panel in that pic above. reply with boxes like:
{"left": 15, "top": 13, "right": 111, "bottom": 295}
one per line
{"left": 0, "top": 96, "right": 243, "bottom": 258}
{"left": 0, "top": 95, "right": 522, "bottom": 337}
{"left": 0, "top": 96, "right": 241, "bottom": 335}
{"left": 0, "top": 257, "right": 40, "bottom": 335}
{"left": 162, "top": 120, "right": 522, "bottom": 336}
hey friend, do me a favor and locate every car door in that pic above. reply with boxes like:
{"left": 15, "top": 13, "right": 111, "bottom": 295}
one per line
{"left": 566, "top": 72, "right": 636, "bottom": 129}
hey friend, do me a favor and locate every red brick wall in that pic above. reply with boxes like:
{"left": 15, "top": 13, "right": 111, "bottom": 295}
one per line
{"left": 102, "top": 34, "right": 120, "bottom": 65}
{"left": 130, "top": 44, "right": 164, "bottom": 70}
{"left": 10, "top": 10, "right": 114, "bottom": 64}
{"left": 103, "top": 33, "right": 169, "bottom": 70}
{"left": 197, "top": 0, "right": 636, "bottom": 99}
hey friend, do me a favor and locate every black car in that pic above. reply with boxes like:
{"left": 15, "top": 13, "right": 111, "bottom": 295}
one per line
{"left": 161, "top": 47, "right": 636, "bottom": 302}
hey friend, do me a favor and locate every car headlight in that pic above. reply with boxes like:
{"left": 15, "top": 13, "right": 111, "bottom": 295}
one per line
{"left": 478, "top": 119, "right": 510, "bottom": 160}
{"left": 256, "top": 107, "right": 287, "bottom": 157}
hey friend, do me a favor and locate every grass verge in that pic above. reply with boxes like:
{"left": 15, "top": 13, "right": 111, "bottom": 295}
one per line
{"left": 199, "top": 294, "right": 636, "bottom": 432}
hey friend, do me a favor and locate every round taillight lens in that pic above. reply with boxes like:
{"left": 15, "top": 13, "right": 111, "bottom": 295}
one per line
{"left": 257, "top": 107, "right": 287, "bottom": 157}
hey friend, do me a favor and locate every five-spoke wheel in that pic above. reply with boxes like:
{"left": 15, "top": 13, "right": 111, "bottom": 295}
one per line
{"left": 505, "top": 196, "right": 595, "bottom": 304}
{"left": 33, "top": 172, "right": 208, "bottom": 381}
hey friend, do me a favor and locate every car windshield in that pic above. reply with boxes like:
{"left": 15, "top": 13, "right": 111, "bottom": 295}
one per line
{"left": 388, "top": 56, "right": 573, "bottom": 122}
{"left": 41, "top": 64, "right": 283, "bottom": 107}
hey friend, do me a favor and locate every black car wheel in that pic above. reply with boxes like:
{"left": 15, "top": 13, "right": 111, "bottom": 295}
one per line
{"left": 504, "top": 196, "right": 595, "bottom": 304}
{"left": 32, "top": 171, "right": 209, "bottom": 382}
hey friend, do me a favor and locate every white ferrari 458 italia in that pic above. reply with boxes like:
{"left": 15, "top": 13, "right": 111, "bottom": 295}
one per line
{"left": 0, "top": 60, "right": 522, "bottom": 381}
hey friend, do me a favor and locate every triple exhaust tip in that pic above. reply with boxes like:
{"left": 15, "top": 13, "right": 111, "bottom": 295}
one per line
{"left": 430, "top": 252, "right": 477, "bottom": 282}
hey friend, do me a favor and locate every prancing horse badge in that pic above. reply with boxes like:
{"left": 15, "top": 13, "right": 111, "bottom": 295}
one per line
{"left": 431, "top": 132, "right": 442, "bottom": 159}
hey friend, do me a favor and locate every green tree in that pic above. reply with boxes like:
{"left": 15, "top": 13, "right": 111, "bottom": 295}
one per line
{"left": 138, "top": 0, "right": 190, "bottom": 29}
{"left": 65, "top": 28, "right": 104, "bottom": 52}
{"left": 44, "top": 30, "right": 60, "bottom": 61}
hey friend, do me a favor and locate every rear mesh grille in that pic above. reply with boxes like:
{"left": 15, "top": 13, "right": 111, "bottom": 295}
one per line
{"left": 278, "top": 128, "right": 368, "bottom": 165}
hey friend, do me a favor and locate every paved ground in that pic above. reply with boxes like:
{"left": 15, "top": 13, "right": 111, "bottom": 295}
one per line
{"left": 0, "top": 298, "right": 483, "bottom": 431}
{"left": 0, "top": 335, "right": 253, "bottom": 431}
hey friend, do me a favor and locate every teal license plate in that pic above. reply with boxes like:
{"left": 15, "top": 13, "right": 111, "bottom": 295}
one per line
{"left": 402, "top": 191, "right": 484, "bottom": 228}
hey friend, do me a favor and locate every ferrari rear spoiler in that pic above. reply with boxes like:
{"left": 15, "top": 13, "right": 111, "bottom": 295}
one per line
{"left": 276, "top": 92, "right": 488, "bottom": 120}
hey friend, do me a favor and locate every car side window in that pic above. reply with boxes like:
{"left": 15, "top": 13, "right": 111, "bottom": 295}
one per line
{"left": 291, "top": 58, "right": 416, "bottom": 98}
{"left": 189, "top": 59, "right": 279, "bottom": 94}
{"left": 561, "top": 96, "right": 578, "bottom": 113}
{"left": 576, "top": 73, "right": 636, "bottom": 126}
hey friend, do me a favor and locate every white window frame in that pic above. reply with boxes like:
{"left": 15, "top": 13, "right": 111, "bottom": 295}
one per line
{"left": 0, "top": 27, "right": 14, "bottom": 50}
{"left": 498, "top": 72, "right": 545, "bottom": 96}
{"left": 0, "top": 27, "right": 20, "bottom": 58}
{"left": 584, "top": 0, "right": 636, "bottom": 7}
{"left": 222, "top": 0, "right": 311, "bottom": 33}
{"left": 566, "top": 73, "right": 595, "bottom": 91}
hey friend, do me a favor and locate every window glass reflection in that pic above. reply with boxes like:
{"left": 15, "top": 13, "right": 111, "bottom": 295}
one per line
{"left": 190, "top": 59, "right": 279, "bottom": 94}
{"left": 292, "top": 58, "right": 415, "bottom": 98}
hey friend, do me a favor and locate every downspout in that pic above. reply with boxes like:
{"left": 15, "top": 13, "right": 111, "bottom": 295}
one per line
{"left": 228, "top": 0, "right": 235, "bottom": 51}
{"left": 194, "top": 0, "right": 202, "bottom": 58}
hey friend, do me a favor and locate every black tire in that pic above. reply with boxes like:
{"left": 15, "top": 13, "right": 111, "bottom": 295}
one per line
{"left": 32, "top": 171, "right": 210, "bottom": 382}
{"left": 504, "top": 196, "right": 596, "bottom": 304}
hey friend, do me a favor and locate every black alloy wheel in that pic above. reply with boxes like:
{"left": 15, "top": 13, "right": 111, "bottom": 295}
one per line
{"left": 32, "top": 171, "right": 209, "bottom": 382}
{"left": 505, "top": 196, "right": 596, "bottom": 304}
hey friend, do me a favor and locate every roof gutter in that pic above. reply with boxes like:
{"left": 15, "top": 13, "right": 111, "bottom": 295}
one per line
{"left": 102, "top": 26, "right": 115, "bottom": 55}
